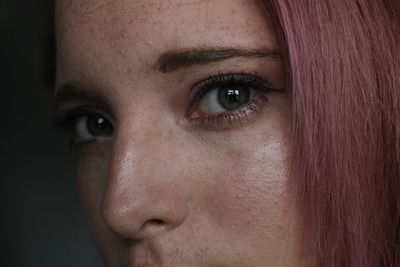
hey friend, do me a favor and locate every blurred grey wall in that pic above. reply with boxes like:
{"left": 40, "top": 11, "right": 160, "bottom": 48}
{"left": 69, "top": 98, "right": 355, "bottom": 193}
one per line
{"left": 1, "top": 1, "right": 100, "bottom": 266}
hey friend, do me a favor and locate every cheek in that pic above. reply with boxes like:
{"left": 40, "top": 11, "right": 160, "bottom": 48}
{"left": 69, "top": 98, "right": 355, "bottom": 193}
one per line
{"left": 201, "top": 135, "right": 291, "bottom": 244}
{"left": 77, "top": 144, "right": 112, "bottom": 240}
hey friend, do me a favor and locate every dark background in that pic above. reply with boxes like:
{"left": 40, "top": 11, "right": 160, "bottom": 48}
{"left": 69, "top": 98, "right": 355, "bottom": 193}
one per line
{"left": 1, "top": 1, "right": 101, "bottom": 266}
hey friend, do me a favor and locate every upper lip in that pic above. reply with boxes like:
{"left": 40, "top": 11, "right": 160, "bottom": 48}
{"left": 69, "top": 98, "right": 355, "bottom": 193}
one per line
{"left": 128, "top": 239, "right": 163, "bottom": 267}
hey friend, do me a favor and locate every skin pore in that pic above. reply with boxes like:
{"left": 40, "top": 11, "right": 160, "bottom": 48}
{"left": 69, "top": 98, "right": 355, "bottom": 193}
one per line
{"left": 55, "top": 0, "right": 307, "bottom": 266}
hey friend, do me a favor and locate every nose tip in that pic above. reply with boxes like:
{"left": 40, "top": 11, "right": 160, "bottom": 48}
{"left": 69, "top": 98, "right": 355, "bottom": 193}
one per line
{"left": 102, "top": 188, "right": 188, "bottom": 240}
{"left": 101, "top": 126, "right": 190, "bottom": 241}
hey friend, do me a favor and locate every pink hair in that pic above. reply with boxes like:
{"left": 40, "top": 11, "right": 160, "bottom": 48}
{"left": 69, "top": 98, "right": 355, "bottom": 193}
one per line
{"left": 262, "top": 1, "right": 400, "bottom": 266}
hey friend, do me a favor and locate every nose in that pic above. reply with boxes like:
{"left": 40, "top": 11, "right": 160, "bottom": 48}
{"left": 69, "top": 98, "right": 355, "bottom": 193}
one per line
{"left": 101, "top": 131, "right": 189, "bottom": 240}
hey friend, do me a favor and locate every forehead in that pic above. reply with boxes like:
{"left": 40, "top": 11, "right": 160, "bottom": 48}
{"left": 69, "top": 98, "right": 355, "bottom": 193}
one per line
{"left": 55, "top": 0, "right": 278, "bottom": 85}
{"left": 56, "top": 0, "right": 274, "bottom": 39}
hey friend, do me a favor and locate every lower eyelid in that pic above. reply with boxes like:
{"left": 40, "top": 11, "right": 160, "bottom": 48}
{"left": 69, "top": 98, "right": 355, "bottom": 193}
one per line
{"left": 188, "top": 93, "right": 269, "bottom": 130}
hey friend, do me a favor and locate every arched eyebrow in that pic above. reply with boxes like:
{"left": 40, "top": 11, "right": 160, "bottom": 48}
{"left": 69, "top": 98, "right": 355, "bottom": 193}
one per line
{"left": 156, "top": 48, "right": 282, "bottom": 73}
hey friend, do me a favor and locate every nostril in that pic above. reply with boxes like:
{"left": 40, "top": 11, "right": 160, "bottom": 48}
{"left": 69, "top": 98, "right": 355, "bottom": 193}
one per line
{"left": 141, "top": 219, "right": 166, "bottom": 230}
{"left": 148, "top": 219, "right": 165, "bottom": 225}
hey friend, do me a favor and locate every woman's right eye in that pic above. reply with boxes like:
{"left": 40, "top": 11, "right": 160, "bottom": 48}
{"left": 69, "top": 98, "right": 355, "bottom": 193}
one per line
{"left": 73, "top": 114, "right": 114, "bottom": 143}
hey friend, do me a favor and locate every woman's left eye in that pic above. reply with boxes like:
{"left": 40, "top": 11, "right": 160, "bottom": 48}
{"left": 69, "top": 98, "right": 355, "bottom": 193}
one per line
{"left": 54, "top": 109, "right": 114, "bottom": 145}
{"left": 199, "top": 84, "right": 252, "bottom": 113}
{"left": 186, "top": 73, "right": 281, "bottom": 128}
{"left": 74, "top": 114, "right": 114, "bottom": 143}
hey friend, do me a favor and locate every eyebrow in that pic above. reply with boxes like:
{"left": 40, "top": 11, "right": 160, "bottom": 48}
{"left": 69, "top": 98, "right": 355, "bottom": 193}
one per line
{"left": 54, "top": 83, "right": 112, "bottom": 110}
{"left": 156, "top": 47, "right": 282, "bottom": 73}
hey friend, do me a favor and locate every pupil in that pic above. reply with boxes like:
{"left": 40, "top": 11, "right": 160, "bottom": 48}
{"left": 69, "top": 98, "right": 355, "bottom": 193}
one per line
{"left": 218, "top": 85, "right": 250, "bottom": 111}
{"left": 87, "top": 115, "right": 113, "bottom": 136}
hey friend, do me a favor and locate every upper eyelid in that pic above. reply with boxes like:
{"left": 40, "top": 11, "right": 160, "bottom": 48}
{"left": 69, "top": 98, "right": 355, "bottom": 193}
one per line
{"left": 53, "top": 107, "right": 115, "bottom": 132}
{"left": 202, "top": 73, "right": 274, "bottom": 91}
{"left": 185, "top": 73, "right": 276, "bottom": 111}
{"left": 191, "top": 72, "right": 268, "bottom": 96}
{"left": 57, "top": 106, "right": 113, "bottom": 121}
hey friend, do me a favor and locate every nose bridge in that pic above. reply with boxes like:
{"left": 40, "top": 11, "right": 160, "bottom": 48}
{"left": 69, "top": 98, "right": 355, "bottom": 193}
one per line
{"left": 102, "top": 123, "right": 188, "bottom": 240}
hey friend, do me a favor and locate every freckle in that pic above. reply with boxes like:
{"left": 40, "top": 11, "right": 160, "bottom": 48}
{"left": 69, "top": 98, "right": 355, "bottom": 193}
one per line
{"left": 189, "top": 112, "right": 200, "bottom": 119}
{"left": 236, "top": 194, "right": 243, "bottom": 199}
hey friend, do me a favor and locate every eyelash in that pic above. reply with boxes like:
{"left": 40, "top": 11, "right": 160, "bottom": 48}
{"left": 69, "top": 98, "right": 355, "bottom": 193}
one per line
{"left": 53, "top": 108, "right": 112, "bottom": 144}
{"left": 54, "top": 72, "right": 283, "bottom": 142}
{"left": 185, "top": 72, "right": 282, "bottom": 129}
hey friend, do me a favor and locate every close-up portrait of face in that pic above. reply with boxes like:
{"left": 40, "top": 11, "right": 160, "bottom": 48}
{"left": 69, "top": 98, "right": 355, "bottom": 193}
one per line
{"left": 50, "top": 0, "right": 399, "bottom": 266}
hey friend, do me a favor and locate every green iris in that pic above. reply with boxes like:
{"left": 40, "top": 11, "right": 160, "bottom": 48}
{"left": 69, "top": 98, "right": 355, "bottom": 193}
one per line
{"left": 217, "top": 85, "right": 250, "bottom": 111}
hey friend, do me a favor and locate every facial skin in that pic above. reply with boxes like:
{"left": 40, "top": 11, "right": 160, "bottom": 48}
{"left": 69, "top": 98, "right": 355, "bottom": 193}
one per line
{"left": 55, "top": 0, "right": 306, "bottom": 266}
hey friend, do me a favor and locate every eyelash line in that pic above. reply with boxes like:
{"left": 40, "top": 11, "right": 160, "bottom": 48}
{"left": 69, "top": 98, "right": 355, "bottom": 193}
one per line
{"left": 185, "top": 72, "right": 282, "bottom": 128}
{"left": 185, "top": 71, "right": 277, "bottom": 112}
{"left": 53, "top": 107, "right": 108, "bottom": 134}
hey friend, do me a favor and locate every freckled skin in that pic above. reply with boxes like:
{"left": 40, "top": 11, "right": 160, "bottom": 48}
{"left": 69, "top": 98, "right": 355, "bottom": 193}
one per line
{"left": 56, "top": 0, "right": 312, "bottom": 266}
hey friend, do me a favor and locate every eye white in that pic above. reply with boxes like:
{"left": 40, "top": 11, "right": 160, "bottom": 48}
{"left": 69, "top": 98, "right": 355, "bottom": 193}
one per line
{"left": 199, "top": 88, "right": 226, "bottom": 113}
{"left": 199, "top": 87, "right": 255, "bottom": 114}
{"left": 75, "top": 116, "right": 94, "bottom": 142}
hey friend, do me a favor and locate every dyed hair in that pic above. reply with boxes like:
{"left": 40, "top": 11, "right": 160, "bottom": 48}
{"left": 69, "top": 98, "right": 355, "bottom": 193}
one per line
{"left": 262, "top": 1, "right": 400, "bottom": 266}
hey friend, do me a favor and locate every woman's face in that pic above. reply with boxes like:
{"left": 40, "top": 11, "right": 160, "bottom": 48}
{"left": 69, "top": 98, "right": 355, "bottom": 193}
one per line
{"left": 55, "top": 0, "right": 304, "bottom": 266}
